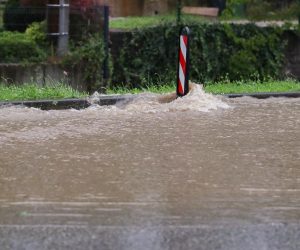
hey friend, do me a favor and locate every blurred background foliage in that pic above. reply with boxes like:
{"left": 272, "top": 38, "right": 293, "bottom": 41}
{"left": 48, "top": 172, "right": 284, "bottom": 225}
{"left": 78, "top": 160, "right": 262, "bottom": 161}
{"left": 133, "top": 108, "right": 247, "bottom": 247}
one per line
{"left": 221, "top": 0, "right": 299, "bottom": 20}
{"left": 0, "top": 0, "right": 299, "bottom": 90}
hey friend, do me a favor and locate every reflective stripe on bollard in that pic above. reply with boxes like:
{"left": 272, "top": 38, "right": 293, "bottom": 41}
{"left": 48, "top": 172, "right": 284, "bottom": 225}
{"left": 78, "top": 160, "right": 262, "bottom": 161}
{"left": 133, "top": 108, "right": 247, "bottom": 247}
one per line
{"left": 177, "top": 27, "right": 191, "bottom": 97}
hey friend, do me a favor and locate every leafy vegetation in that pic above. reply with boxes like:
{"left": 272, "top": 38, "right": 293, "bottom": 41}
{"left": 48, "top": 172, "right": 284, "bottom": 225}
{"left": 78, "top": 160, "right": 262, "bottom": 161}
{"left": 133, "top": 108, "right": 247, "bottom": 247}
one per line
{"left": 25, "top": 21, "right": 47, "bottom": 48}
{"left": 0, "top": 83, "right": 87, "bottom": 101}
{"left": 112, "top": 22, "right": 286, "bottom": 88}
{"left": 0, "top": 20, "right": 48, "bottom": 63}
{"left": 0, "top": 29, "right": 47, "bottom": 63}
{"left": 221, "top": 0, "right": 300, "bottom": 20}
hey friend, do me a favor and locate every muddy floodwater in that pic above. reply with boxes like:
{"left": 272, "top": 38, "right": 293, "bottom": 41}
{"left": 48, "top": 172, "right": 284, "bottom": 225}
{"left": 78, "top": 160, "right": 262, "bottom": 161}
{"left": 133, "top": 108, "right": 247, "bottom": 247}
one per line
{"left": 0, "top": 86, "right": 299, "bottom": 250}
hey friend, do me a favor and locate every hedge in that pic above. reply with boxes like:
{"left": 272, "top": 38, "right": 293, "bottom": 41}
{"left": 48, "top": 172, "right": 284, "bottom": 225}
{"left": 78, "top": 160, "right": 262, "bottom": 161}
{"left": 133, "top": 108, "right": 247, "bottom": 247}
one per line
{"left": 0, "top": 31, "right": 46, "bottom": 63}
{"left": 112, "top": 22, "right": 287, "bottom": 87}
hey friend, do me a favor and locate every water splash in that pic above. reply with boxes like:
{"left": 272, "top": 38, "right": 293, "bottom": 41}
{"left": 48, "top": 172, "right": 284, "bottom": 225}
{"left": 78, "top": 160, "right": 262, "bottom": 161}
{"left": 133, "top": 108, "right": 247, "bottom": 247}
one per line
{"left": 118, "top": 83, "right": 230, "bottom": 113}
{"left": 0, "top": 84, "right": 229, "bottom": 117}
{"left": 166, "top": 83, "right": 230, "bottom": 112}
{"left": 87, "top": 91, "right": 102, "bottom": 105}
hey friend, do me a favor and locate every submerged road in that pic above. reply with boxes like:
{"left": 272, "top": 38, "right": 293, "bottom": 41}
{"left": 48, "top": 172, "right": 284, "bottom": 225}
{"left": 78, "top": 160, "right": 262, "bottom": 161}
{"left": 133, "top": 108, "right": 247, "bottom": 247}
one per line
{"left": 0, "top": 92, "right": 299, "bottom": 250}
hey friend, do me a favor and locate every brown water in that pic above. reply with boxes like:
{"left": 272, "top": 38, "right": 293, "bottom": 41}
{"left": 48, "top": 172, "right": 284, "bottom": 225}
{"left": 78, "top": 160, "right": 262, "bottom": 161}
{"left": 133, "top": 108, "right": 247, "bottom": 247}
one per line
{"left": 0, "top": 86, "right": 299, "bottom": 229}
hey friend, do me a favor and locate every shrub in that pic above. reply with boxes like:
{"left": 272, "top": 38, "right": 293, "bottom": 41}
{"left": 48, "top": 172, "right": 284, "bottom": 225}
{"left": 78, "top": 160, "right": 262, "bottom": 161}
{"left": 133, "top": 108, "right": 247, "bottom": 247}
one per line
{"left": 25, "top": 21, "right": 47, "bottom": 48}
{"left": 0, "top": 31, "right": 46, "bottom": 63}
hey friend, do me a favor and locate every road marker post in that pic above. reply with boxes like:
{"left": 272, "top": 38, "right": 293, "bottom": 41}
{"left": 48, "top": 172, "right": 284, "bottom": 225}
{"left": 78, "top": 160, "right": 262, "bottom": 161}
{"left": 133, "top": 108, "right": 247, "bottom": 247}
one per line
{"left": 177, "top": 26, "right": 191, "bottom": 97}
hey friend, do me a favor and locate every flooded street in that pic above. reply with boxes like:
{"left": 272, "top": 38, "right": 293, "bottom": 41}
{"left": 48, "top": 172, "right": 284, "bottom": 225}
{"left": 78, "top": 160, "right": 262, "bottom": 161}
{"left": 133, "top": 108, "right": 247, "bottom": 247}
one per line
{"left": 0, "top": 87, "right": 299, "bottom": 249}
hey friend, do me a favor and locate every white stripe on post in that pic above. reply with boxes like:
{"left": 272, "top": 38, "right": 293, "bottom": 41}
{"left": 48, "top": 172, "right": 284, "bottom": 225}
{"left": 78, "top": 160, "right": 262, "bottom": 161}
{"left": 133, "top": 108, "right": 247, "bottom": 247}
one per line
{"left": 179, "top": 35, "right": 187, "bottom": 95}
{"left": 179, "top": 63, "right": 185, "bottom": 93}
{"left": 180, "top": 36, "right": 187, "bottom": 61}
{"left": 177, "top": 27, "right": 190, "bottom": 97}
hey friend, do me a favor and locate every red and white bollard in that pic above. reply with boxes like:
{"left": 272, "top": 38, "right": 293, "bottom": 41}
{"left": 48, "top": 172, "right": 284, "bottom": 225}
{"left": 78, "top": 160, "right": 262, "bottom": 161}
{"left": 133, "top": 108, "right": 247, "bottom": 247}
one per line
{"left": 177, "top": 27, "right": 191, "bottom": 97}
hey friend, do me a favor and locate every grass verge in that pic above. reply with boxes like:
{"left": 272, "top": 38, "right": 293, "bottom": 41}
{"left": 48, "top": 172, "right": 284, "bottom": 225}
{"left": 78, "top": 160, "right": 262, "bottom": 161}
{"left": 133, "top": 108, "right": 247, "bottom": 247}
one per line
{"left": 108, "top": 80, "right": 300, "bottom": 95}
{"left": 204, "top": 80, "right": 300, "bottom": 94}
{"left": 107, "top": 83, "right": 176, "bottom": 95}
{"left": 1, "top": 80, "right": 299, "bottom": 102}
{"left": 0, "top": 83, "right": 87, "bottom": 101}
{"left": 110, "top": 14, "right": 205, "bottom": 30}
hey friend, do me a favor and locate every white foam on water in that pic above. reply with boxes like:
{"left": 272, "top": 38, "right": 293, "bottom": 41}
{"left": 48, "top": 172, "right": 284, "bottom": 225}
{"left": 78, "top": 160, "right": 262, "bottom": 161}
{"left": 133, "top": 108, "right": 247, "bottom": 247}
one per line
{"left": 165, "top": 84, "right": 230, "bottom": 112}
{"left": 87, "top": 91, "right": 102, "bottom": 105}
{"left": 117, "top": 83, "right": 230, "bottom": 113}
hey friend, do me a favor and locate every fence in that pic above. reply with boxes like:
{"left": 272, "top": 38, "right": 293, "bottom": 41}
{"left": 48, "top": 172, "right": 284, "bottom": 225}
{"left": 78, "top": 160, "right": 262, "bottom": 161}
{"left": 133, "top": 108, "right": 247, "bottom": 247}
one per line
{"left": 2, "top": 4, "right": 108, "bottom": 35}
{"left": 1, "top": 2, "right": 110, "bottom": 51}
{"left": 1, "top": 2, "right": 110, "bottom": 90}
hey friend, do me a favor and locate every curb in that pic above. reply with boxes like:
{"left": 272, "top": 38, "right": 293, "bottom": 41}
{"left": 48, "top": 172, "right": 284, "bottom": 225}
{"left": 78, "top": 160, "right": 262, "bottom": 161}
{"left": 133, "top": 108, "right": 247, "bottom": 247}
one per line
{"left": 225, "top": 92, "right": 300, "bottom": 99}
{"left": 0, "top": 92, "right": 299, "bottom": 110}
{"left": 0, "top": 95, "right": 134, "bottom": 110}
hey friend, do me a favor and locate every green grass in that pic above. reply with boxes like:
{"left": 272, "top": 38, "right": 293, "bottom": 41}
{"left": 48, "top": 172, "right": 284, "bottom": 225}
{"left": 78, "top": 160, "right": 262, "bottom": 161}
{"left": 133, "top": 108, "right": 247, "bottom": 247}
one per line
{"left": 107, "top": 83, "right": 176, "bottom": 95}
{"left": 204, "top": 80, "right": 300, "bottom": 94}
{"left": 108, "top": 80, "right": 300, "bottom": 95}
{"left": 110, "top": 10, "right": 299, "bottom": 31}
{"left": 1, "top": 80, "right": 299, "bottom": 101}
{"left": 0, "top": 83, "right": 88, "bottom": 101}
{"left": 110, "top": 14, "right": 206, "bottom": 30}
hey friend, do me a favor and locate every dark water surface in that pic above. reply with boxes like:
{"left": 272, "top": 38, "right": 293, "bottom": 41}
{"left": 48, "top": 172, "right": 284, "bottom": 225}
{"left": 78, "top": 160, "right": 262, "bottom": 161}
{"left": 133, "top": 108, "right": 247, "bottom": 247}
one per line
{"left": 0, "top": 87, "right": 299, "bottom": 249}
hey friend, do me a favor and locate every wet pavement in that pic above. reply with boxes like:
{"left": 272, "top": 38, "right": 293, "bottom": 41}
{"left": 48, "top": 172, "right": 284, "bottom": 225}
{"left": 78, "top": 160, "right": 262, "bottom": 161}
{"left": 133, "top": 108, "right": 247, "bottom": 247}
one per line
{"left": 0, "top": 87, "right": 299, "bottom": 249}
